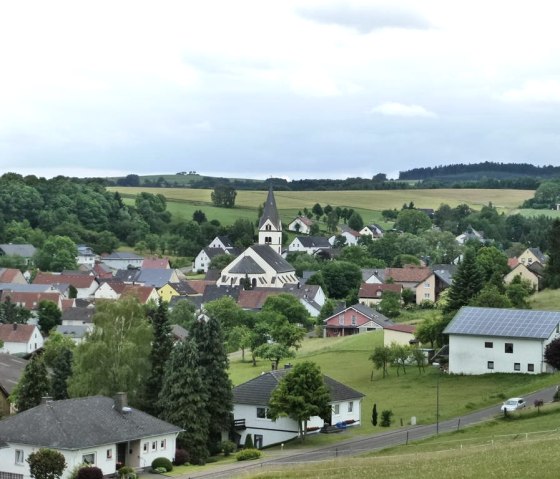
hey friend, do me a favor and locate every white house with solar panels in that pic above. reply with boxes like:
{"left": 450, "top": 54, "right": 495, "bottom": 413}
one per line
{"left": 444, "top": 307, "right": 560, "bottom": 375}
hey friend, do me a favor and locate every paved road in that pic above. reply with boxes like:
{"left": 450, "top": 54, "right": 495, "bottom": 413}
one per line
{"left": 170, "top": 385, "right": 558, "bottom": 479}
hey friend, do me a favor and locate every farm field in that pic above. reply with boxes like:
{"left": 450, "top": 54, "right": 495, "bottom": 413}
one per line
{"left": 228, "top": 332, "right": 560, "bottom": 446}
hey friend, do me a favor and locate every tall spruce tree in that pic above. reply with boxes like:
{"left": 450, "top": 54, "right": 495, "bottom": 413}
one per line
{"left": 444, "top": 248, "right": 484, "bottom": 314}
{"left": 51, "top": 348, "right": 73, "bottom": 400}
{"left": 158, "top": 339, "right": 210, "bottom": 464}
{"left": 544, "top": 219, "right": 560, "bottom": 289}
{"left": 190, "top": 314, "right": 233, "bottom": 453}
{"left": 143, "top": 299, "right": 173, "bottom": 416}
{"left": 15, "top": 356, "right": 50, "bottom": 412}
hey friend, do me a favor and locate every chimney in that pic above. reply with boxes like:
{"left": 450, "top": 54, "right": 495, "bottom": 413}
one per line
{"left": 113, "top": 392, "right": 128, "bottom": 413}
{"left": 41, "top": 396, "right": 53, "bottom": 404}
{"left": 12, "top": 323, "right": 17, "bottom": 331}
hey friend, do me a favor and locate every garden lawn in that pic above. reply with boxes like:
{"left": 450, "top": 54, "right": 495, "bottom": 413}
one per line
{"left": 229, "top": 332, "right": 560, "bottom": 446}
{"left": 529, "top": 289, "right": 560, "bottom": 311}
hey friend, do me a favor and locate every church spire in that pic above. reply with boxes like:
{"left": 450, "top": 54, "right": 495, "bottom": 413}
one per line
{"left": 258, "top": 186, "right": 282, "bottom": 254}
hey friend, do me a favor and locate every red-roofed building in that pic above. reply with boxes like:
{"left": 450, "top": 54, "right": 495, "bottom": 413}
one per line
{"left": 0, "top": 324, "right": 44, "bottom": 354}
{"left": 358, "top": 283, "right": 403, "bottom": 307}
{"left": 507, "top": 257, "right": 519, "bottom": 269}
{"left": 187, "top": 280, "right": 215, "bottom": 295}
{"left": 33, "top": 273, "right": 99, "bottom": 299}
{"left": 237, "top": 289, "right": 282, "bottom": 310}
{"left": 121, "top": 285, "right": 159, "bottom": 304}
{"left": 142, "top": 257, "right": 170, "bottom": 269}
{"left": 384, "top": 267, "right": 435, "bottom": 305}
{"left": 383, "top": 324, "right": 417, "bottom": 347}
{"left": 0, "top": 268, "right": 27, "bottom": 285}
{"left": 1, "top": 291, "right": 64, "bottom": 311}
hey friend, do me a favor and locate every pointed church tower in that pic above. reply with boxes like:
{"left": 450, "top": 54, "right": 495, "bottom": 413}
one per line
{"left": 258, "top": 186, "right": 283, "bottom": 254}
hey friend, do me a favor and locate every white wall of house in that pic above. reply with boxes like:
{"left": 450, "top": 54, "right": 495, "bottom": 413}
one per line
{"left": 328, "top": 231, "right": 359, "bottom": 246}
{"left": 384, "top": 329, "right": 415, "bottom": 347}
{"left": 0, "top": 328, "right": 43, "bottom": 355}
{"left": 94, "top": 283, "right": 120, "bottom": 300}
{"left": 75, "top": 282, "right": 99, "bottom": 299}
{"left": 448, "top": 334, "right": 557, "bottom": 375}
{"left": 288, "top": 218, "right": 311, "bottom": 235}
{"left": 415, "top": 274, "right": 436, "bottom": 304}
{"left": 193, "top": 250, "right": 212, "bottom": 273}
{"left": 330, "top": 399, "right": 362, "bottom": 425}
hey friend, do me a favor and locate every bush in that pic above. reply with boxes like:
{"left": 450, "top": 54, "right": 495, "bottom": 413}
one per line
{"left": 236, "top": 449, "right": 262, "bottom": 461}
{"left": 69, "top": 464, "right": 91, "bottom": 479}
{"left": 554, "top": 388, "right": 560, "bottom": 402}
{"left": 173, "top": 449, "right": 189, "bottom": 466}
{"left": 221, "top": 440, "right": 236, "bottom": 456}
{"left": 118, "top": 466, "right": 136, "bottom": 479}
{"left": 77, "top": 466, "right": 103, "bottom": 479}
{"left": 153, "top": 468, "right": 167, "bottom": 474}
{"left": 244, "top": 433, "right": 254, "bottom": 449}
{"left": 151, "top": 457, "right": 173, "bottom": 472}
{"left": 380, "top": 409, "right": 393, "bottom": 427}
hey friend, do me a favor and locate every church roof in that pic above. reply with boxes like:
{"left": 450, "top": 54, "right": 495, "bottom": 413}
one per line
{"left": 250, "top": 245, "right": 294, "bottom": 273}
{"left": 229, "top": 256, "right": 266, "bottom": 275}
{"left": 258, "top": 187, "right": 281, "bottom": 229}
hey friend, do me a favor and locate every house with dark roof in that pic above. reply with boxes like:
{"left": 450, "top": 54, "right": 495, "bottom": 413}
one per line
{"left": 359, "top": 224, "right": 384, "bottom": 239}
{"left": 0, "top": 244, "right": 37, "bottom": 266}
{"left": 232, "top": 369, "right": 364, "bottom": 448}
{"left": 76, "top": 245, "right": 97, "bottom": 268}
{"left": 444, "top": 306, "right": 560, "bottom": 375}
{"left": 0, "top": 353, "right": 28, "bottom": 416}
{"left": 518, "top": 247, "right": 547, "bottom": 267}
{"left": 100, "top": 252, "right": 144, "bottom": 271}
{"left": 193, "top": 247, "right": 231, "bottom": 273}
{"left": 323, "top": 304, "right": 393, "bottom": 337}
{"left": 208, "top": 235, "right": 236, "bottom": 251}
{"left": 287, "top": 236, "right": 331, "bottom": 256}
{"left": 0, "top": 394, "right": 182, "bottom": 478}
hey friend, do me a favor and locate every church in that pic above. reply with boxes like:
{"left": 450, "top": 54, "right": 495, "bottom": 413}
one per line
{"left": 217, "top": 187, "right": 299, "bottom": 288}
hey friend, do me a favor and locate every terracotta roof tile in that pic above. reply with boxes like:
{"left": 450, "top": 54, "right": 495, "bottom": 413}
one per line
{"left": 384, "top": 267, "right": 432, "bottom": 284}
{"left": 0, "top": 324, "right": 39, "bottom": 343}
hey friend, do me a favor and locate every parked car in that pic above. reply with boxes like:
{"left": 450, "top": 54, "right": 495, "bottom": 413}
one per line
{"left": 501, "top": 397, "right": 526, "bottom": 412}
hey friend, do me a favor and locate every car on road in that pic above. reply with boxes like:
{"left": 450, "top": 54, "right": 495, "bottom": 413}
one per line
{"left": 501, "top": 397, "right": 526, "bottom": 412}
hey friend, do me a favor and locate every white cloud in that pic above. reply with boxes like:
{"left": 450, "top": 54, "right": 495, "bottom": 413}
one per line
{"left": 499, "top": 79, "right": 560, "bottom": 103}
{"left": 371, "top": 102, "right": 437, "bottom": 118}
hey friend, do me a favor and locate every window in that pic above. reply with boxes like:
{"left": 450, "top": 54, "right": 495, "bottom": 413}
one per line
{"left": 151, "top": 441, "right": 157, "bottom": 451}
{"left": 82, "top": 453, "right": 95, "bottom": 465}
{"left": 143, "top": 443, "right": 149, "bottom": 453}
{"left": 333, "top": 404, "right": 340, "bottom": 414}
{"left": 160, "top": 439, "right": 167, "bottom": 450}
{"left": 257, "top": 407, "right": 269, "bottom": 419}
{"left": 348, "top": 401, "right": 354, "bottom": 413}
{"left": 505, "top": 343, "right": 514, "bottom": 353}
{"left": 528, "top": 363, "right": 535, "bottom": 372}
{"left": 106, "top": 449, "right": 112, "bottom": 460}
{"left": 485, "top": 342, "right": 493, "bottom": 348}
{"left": 487, "top": 361, "right": 494, "bottom": 370}
{"left": 514, "top": 363, "right": 520, "bottom": 371}
{"left": 338, "top": 315, "right": 344, "bottom": 325}
{"left": 424, "top": 282, "right": 430, "bottom": 288}
{"left": 15, "top": 449, "right": 24, "bottom": 465}
{"left": 424, "top": 293, "right": 430, "bottom": 299}
{"left": 351, "top": 315, "right": 356, "bottom": 325}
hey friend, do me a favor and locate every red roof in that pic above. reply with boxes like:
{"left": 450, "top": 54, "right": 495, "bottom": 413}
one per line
{"left": 34, "top": 273, "right": 97, "bottom": 289}
{"left": 142, "top": 258, "right": 170, "bottom": 269}
{"left": 1, "top": 291, "right": 62, "bottom": 310}
{"left": 384, "top": 324, "right": 416, "bottom": 334}
{"left": 187, "top": 280, "right": 214, "bottom": 295}
{"left": 0, "top": 324, "right": 39, "bottom": 343}
{"left": 61, "top": 299, "right": 76, "bottom": 311}
{"left": 238, "top": 289, "right": 282, "bottom": 309}
{"left": 0, "top": 268, "right": 25, "bottom": 283}
{"left": 508, "top": 257, "right": 519, "bottom": 269}
{"left": 121, "top": 285, "right": 156, "bottom": 304}
{"left": 384, "top": 267, "right": 432, "bottom": 284}
{"left": 358, "top": 283, "right": 402, "bottom": 298}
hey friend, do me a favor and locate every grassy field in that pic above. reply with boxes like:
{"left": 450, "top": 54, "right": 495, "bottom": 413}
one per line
{"left": 529, "top": 290, "right": 560, "bottom": 310}
{"left": 249, "top": 405, "right": 560, "bottom": 478}
{"left": 229, "top": 332, "right": 560, "bottom": 447}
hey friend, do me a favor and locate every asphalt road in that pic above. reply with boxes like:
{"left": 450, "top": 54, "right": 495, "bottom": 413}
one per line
{"left": 176, "top": 385, "right": 559, "bottom": 479}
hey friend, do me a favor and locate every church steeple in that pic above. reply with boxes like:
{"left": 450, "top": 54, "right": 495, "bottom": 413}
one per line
{"left": 258, "top": 186, "right": 282, "bottom": 254}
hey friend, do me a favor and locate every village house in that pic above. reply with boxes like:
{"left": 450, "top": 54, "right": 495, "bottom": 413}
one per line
{"left": 232, "top": 369, "right": 364, "bottom": 449}
{"left": 0, "top": 244, "right": 37, "bottom": 266}
{"left": 287, "top": 236, "right": 331, "bottom": 256}
{"left": 328, "top": 227, "right": 360, "bottom": 247}
{"left": 0, "top": 353, "right": 28, "bottom": 416}
{"left": 383, "top": 324, "right": 417, "bottom": 347}
{"left": 100, "top": 252, "right": 144, "bottom": 271}
{"left": 323, "top": 303, "right": 393, "bottom": 337}
{"left": 0, "top": 268, "right": 28, "bottom": 285}
{"left": 504, "top": 262, "right": 543, "bottom": 291}
{"left": 0, "top": 394, "right": 182, "bottom": 479}
{"left": 76, "top": 245, "right": 97, "bottom": 268}
{"left": 383, "top": 267, "right": 436, "bottom": 304}
{"left": 33, "top": 273, "right": 99, "bottom": 299}
{"left": 518, "top": 247, "right": 547, "bottom": 267}
{"left": 0, "top": 324, "right": 44, "bottom": 355}
{"left": 287, "top": 216, "right": 315, "bottom": 235}
{"left": 359, "top": 224, "right": 384, "bottom": 239}
{"left": 358, "top": 283, "right": 403, "bottom": 307}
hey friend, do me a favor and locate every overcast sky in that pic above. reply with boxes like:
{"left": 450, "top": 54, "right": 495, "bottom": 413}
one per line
{"left": 1, "top": 1, "right": 560, "bottom": 180}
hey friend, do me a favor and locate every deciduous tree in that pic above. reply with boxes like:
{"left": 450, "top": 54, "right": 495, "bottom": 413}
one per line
{"left": 27, "top": 449, "right": 66, "bottom": 479}
{"left": 211, "top": 184, "right": 237, "bottom": 208}
{"left": 37, "top": 300, "right": 62, "bottom": 336}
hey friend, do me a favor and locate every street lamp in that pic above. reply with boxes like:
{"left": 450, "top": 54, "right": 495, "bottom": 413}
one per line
{"left": 433, "top": 363, "right": 442, "bottom": 435}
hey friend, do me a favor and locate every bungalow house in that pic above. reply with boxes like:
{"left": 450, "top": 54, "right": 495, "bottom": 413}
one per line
{"left": 287, "top": 216, "right": 315, "bottom": 235}
{"left": 359, "top": 224, "right": 384, "bottom": 239}
{"left": 0, "top": 353, "right": 27, "bottom": 416}
{"left": 444, "top": 306, "right": 560, "bottom": 375}
{"left": 504, "top": 262, "right": 543, "bottom": 291}
{"left": 0, "top": 268, "right": 27, "bottom": 285}
{"left": 384, "top": 267, "right": 436, "bottom": 304}
{"left": 324, "top": 303, "right": 393, "bottom": 337}
{"left": 76, "top": 245, "right": 97, "bottom": 268}
{"left": 232, "top": 369, "right": 364, "bottom": 448}
{"left": 0, "top": 244, "right": 37, "bottom": 266}
{"left": 100, "top": 252, "right": 144, "bottom": 271}
{"left": 328, "top": 227, "right": 360, "bottom": 247}
{"left": 383, "top": 324, "right": 417, "bottom": 347}
{"left": 217, "top": 245, "right": 298, "bottom": 289}
{"left": 0, "top": 324, "right": 44, "bottom": 355}
{"left": 0, "top": 394, "right": 182, "bottom": 478}
{"left": 455, "top": 226, "right": 485, "bottom": 245}
{"left": 358, "top": 283, "right": 403, "bottom": 307}
{"left": 287, "top": 236, "right": 331, "bottom": 256}
{"left": 518, "top": 247, "right": 547, "bottom": 267}
{"left": 33, "top": 273, "right": 99, "bottom": 299}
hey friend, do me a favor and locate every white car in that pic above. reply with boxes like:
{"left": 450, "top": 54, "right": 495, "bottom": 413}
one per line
{"left": 501, "top": 397, "right": 526, "bottom": 412}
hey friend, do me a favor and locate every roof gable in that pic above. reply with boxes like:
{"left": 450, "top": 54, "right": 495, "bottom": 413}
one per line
{"left": 258, "top": 187, "right": 281, "bottom": 230}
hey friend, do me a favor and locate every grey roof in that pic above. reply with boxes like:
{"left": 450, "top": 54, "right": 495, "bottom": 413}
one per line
{"left": 103, "top": 252, "right": 143, "bottom": 261}
{"left": 250, "top": 245, "right": 294, "bottom": 274}
{"left": 0, "top": 396, "right": 182, "bottom": 449}
{"left": 171, "top": 324, "right": 188, "bottom": 340}
{"left": 528, "top": 262, "right": 545, "bottom": 275}
{"left": 229, "top": 256, "right": 266, "bottom": 275}
{"left": 432, "top": 264, "right": 457, "bottom": 286}
{"left": 137, "top": 269, "right": 175, "bottom": 288}
{"left": 61, "top": 307, "right": 96, "bottom": 324}
{"left": 0, "top": 244, "right": 37, "bottom": 258}
{"left": 0, "top": 283, "right": 53, "bottom": 293}
{"left": 54, "top": 325, "right": 90, "bottom": 339}
{"left": 361, "top": 268, "right": 384, "bottom": 282}
{"left": 528, "top": 248, "right": 547, "bottom": 264}
{"left": 295, "top": 236, "right": 331, "bottom": 248}
{"left": 258, "top": 187, "right": 281, "bottom": 229}
{"left": 202, "top": 285, "right": 240, "bottom": 303}
{"left": 217, "top": 236, "right": 235, "bottom": 248}
{"left": 114, "top": 269, "right": 141, "bottom": 283}
{"left": 349, "top": 303, "right": 394, "bottom": 328}
{"left": 233, "top": 369, "right": 364, "bottom": 407}
{"left": 444, "top": 306, "right": 560, "bottom": 340}
{"left": 203, "top": 247, "right": 229, "bottom": 260}
{"left": 0, "top": 353, "right": 28, "bottom": 396}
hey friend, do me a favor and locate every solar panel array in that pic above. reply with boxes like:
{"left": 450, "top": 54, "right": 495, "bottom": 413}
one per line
{"left": 444, "top": 307, "right": 560, "bottom": 339}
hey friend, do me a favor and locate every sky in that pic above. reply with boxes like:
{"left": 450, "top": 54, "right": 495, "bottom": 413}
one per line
{"left": 1, "top": 1, "right": 560, "bottom": 181}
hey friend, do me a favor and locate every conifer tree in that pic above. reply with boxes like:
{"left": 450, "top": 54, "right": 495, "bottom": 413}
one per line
{"left": 190, "top": 314, "right": 233, "bottom": 453}
{"left": 51, "top": 348, "right": 73, "bottom": 400}
{"left": 143, "top": 299, "right": 173, "bottom": 416}
{"left": 544, "top": 219, "right": 560, "bottom": 289}
{"left": 444, "top": 248, "right": 484, "bottom": 314}
{"left": 158, "top": 339, "right": 209, "bottom": 464}
{"left": 15, "top": 356, "right": 50, "bottom": 412}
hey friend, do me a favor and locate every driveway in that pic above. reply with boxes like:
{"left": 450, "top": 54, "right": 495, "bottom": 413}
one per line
{"left": 155, "top": 385, "right": 558, "bottom": 479}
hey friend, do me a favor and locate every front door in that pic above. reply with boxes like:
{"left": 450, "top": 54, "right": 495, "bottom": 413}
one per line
{"left": 117, "top": 443, "right": 127, "bottom": 468}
